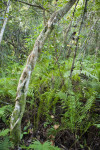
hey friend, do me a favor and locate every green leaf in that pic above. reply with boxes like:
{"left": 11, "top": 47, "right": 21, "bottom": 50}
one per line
{"left": 94, "top": 124, "right": 100, "bottom": 128}
{"left": 0, "top": 129, "right": 10, "bottom": 136}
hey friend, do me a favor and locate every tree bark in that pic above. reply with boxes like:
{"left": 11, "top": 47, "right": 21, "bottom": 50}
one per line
{"left": 10, "top": 0, "right": 77, "bottom": 146}
{"left": 0, "top": 0, "right": 10, "bottom": 44}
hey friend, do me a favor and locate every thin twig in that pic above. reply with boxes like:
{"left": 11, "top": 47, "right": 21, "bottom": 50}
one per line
{"left": 63, "top": 0, "right": 79, "bottom": 59}
{"left": 13, "top": 0, "right": 50, "bottom": 12}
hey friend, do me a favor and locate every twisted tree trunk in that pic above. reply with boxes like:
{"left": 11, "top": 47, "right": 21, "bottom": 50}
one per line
{"left": 10, "top": 0, "right": 77, "bottom": 146}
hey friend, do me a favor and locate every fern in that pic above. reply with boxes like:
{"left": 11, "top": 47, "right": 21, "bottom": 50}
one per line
{"left": 0, "top": 129, "right": 9, "bottom": 136}
{"left": 0, "top": 136, "right": 13, "bottom": 150}
{"left": 0, "top": 77, "right": 17, "bottom": 99}
{"left": 0, "top": 106, "right": 6, "bottom": 117}
{"left": 0, "top": 129, "right": 12, "bottom": 150}
{"left": 73, "top": 70, "right": 98, "bottom": 80}
{"left": 61, "top": 89, "right": 95, "bottom": 132}
{"left": 0, "top": 128, "right": 13, "bottom": 150}
{"left": 0, "top": 105, "right": 13, "bottom": 124}
{"left": 27, "top": 140, "right": 60, "bottom": 150}
{"left": 78, "top": 95, "right": 95, "bottom": 124}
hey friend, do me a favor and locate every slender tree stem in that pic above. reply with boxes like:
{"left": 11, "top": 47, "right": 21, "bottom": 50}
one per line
{"left": 0, "top": 0, "right": 10, "bottom": 44}
{"left": 70, "top": 0, "right": 88, "bottom": 78}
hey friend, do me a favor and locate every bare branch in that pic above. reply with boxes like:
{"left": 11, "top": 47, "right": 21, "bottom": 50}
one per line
{"left": 14, "top": 0, "right": 49, "bottom": 12}
{"left": 70, "top": 0, "right": 88, "bottom": 78}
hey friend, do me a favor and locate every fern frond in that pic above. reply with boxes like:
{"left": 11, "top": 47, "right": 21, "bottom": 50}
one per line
{"left": 0, "top": 129, "right": 10, "bottom": 136}
{"left": 0, "top": 136, "right": 13, "bottom": 150}
{"left": 73, "top": 70, "right": 98, "bottom": 80}
{"left": 28, "top": 140, "right": 60, "bottom": 150}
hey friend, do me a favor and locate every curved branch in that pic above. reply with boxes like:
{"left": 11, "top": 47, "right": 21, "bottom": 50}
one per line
{"left": 14, "top": 0, "right": 49, "bottom": 12}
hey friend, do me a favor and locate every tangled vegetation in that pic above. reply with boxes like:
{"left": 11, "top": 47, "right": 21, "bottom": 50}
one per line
{"left": 0, "top": 0, "right": 100, "bottom": 150}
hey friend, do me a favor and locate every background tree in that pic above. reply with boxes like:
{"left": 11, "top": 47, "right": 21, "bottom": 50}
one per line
{"left": 0, "top": 0, "right": 10, "bottom": 44}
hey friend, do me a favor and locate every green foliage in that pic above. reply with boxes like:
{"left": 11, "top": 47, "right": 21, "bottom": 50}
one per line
{"left": 61, "top": 89, "right": 95, "bottom": 132}
{"left": 0, "top": 0, "right": 100, "bottom": 148}
{"left": 0, "top": 77, "right": 17, "bottom": 99}
{"left": 0, "top": 105, "right": 13, "bottom": 124}
{"left": 0, "top": 129, "right": 9, "bottom": 137}
{"left": 25, "top": 23, "right": 43, "bottom": 51}
{"left": 0, "top": 136, "right": 13, "bottom": 150}
{"left": 22, "top": 140, "right": 60, "bottom": 150}
{"left": 26, "top": 51, "right": 99, "bottom": 135}
{"left": 94, "top": 124, "right": 100, "bottom": 128}
{"left": 0, "top": 129, "right": 13, "bottom": 150}
{"left": 0, "top": 62, "right": 23, "bottom": 101}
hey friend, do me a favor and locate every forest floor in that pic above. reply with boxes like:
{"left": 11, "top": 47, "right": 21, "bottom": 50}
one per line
{"left": 20, "top": 100, "right": 100, "bottom": 150}
{"left": 0, "top": 99, "right": 100, "bottom": 150}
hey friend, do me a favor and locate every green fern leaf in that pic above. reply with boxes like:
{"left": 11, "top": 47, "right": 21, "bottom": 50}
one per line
{"left": 0, "top": 129, "right": 10, "bottom": 136}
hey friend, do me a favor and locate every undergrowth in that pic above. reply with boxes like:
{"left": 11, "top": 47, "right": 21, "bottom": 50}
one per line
{"left": 0, "top": 53, "right": 100, "bottom": 149}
